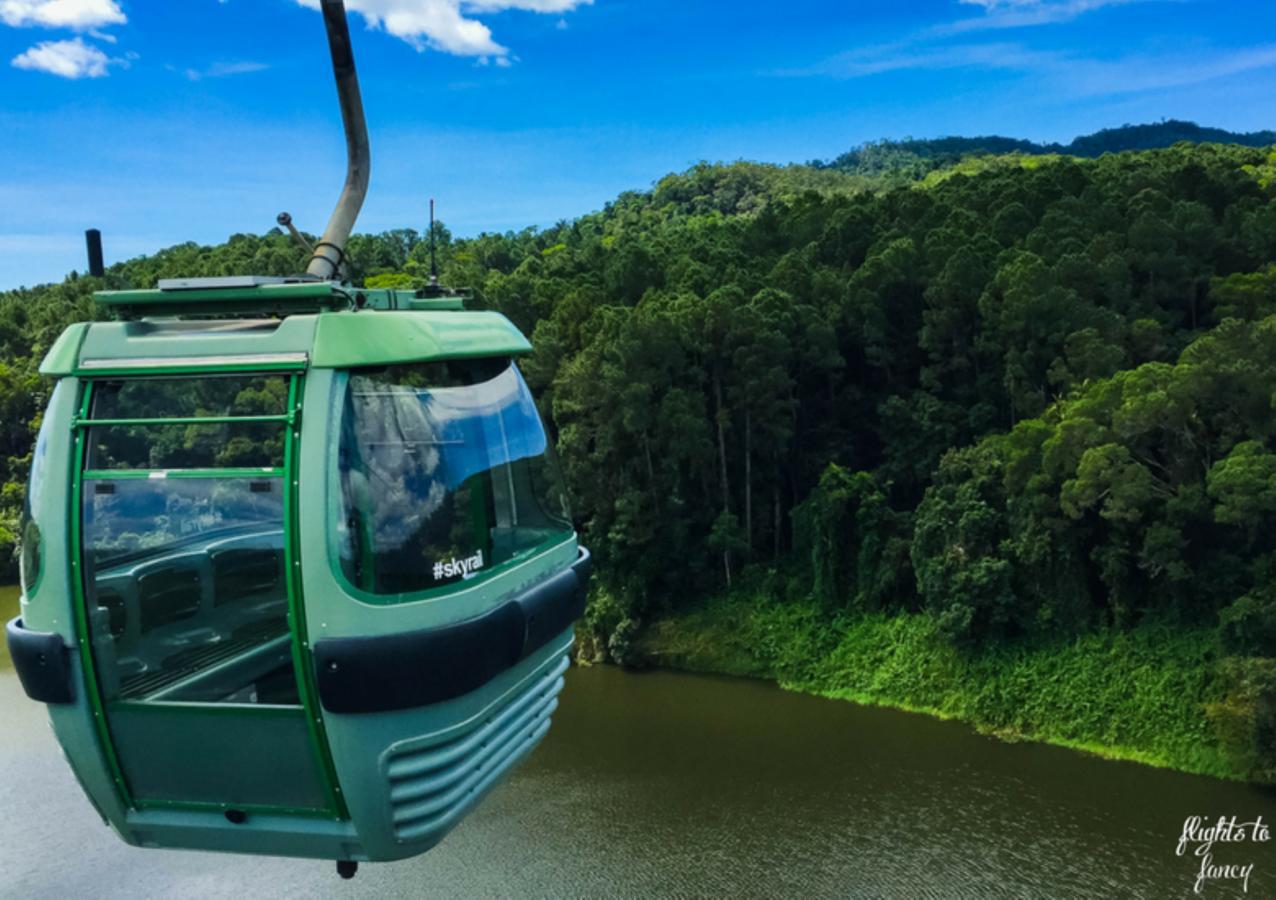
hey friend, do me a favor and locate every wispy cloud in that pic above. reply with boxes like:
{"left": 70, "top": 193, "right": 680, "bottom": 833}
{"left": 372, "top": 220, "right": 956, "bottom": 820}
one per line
{"left": 1061, "top": 43, "right": 1276, "bottom": 96}
{"left": 0, "top": 0, "right": 125, "bottom": 30}
{"left": 778, "top": 36, "right": 1276, "bottom": 101}
{"left": 777, "top": 41, "right": 1064, "bottom": 79}
{"left": 10, "top": 35, "right": 123, "bottom": 77}
{"left": 290, "top": 0, "right": 591, "bottom": 60}
{"left": 943, "top": 0, "right": 1157, "bottom": 34}
{"left": 773, "top": 0, "right": 1272, "bottom": 100}
{"left": 182, "top": 60, "right": 271, "bottom": 81}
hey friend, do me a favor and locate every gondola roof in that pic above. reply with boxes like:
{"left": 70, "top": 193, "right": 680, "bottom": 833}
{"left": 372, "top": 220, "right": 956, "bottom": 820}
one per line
{"left": 40, "top": 279, "right": 531, "bottom": 377}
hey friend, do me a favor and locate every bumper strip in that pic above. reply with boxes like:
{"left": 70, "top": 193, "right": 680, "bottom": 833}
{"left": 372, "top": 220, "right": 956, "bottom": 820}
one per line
{"left": 313, "top": 547, "right": 591, "bottom": 714}
{"left": 6, "top": 616, "right": 75, "bottom": 705}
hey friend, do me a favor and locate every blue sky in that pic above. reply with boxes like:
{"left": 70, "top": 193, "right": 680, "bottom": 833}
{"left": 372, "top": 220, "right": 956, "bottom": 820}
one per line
{"left": 0, "top": 0, "right": 1273, "bottom": 288}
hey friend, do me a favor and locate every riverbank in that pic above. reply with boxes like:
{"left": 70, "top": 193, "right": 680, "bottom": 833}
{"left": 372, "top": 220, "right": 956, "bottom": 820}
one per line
{"left": 0, "top": 584, "right": 18, "bottom": 669}
{"left": 6, "top": 575, "right": 1263, "bottom": 783}
{"left": 628, "top": 592, "right": 1272, "bottom": 783}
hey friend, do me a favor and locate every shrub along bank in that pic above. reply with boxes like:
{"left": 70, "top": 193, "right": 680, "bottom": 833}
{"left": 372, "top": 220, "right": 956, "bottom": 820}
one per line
{"left": 587, "top": 590, "right": 1275, "bottom": 784}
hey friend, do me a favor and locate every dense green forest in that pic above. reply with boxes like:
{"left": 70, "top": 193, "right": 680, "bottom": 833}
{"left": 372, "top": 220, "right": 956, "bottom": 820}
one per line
{"left": 5, "top": 124, "right": 1276, "bottom": 778}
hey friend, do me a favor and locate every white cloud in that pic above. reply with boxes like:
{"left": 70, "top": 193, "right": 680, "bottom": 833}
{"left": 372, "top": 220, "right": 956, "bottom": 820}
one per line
{"left": 961, "top": 0, "right": 1067, "bottom": 7}
{"left": 777, "top": 36, "right": 1276, "bottom": 101}
{"left": 947, "top": 0, "right": 1146, "bottom": 32}
{"left": 464, "top": 0, "right": 586, "bottom": 10}
{"left": 777, "top": 41, "right": 1064, "bottom": 80}
{"left": 11, "top": 35, "right": 118, "bottom": 77}
{"left": 291, "top": 0, "right": 591, "bottom": 58}
{"left": 0, "top": 0, "right": 125, "bottom": 30}
{"left": 776, "top": 0, "right": 1257, "bottom": 100}
{"left": 958, "top": 0, "right": 1126, "bottom": 10}
{"left": 1061, "top": 44, "right": 1276, "bottom": 96}
{"left": 184, "top": 60, "right": 271, "bottom": 80}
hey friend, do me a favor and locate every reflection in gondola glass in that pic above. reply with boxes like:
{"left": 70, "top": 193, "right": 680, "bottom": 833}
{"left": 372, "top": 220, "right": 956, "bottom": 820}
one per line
{"left": 336, "top": 360, "right": 573, "bottom": 595}
{"left": 86, "top": 375, "right": 290, "bottom": 470}
{"left": 82, "top": 476, "right": 294, "bottom": 705}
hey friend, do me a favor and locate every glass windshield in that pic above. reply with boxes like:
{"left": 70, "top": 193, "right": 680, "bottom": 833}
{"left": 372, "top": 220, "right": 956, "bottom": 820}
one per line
{"left": 336, "top": 359, "right": 572, "bottom": 595}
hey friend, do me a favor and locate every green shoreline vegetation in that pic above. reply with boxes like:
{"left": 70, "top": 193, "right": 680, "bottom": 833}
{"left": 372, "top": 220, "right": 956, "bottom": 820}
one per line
{"left": 1, "top": 584, "right": 19, "bottom": 669}
{"left": 4, "top": 123, "right": 1276, "bottom": 781}
{"left": 617, "top": 592, "right": 1240, "bottom": 780}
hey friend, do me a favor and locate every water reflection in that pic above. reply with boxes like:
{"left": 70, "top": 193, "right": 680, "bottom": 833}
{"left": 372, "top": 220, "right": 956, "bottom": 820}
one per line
{"left": 531, "top": 667, "right": 1276, "bottom": 898}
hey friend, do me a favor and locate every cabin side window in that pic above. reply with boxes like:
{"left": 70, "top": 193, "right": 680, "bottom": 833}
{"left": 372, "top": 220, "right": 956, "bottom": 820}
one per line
{"left": 85, "top": 375, "right": 288, "bottom": 470}
{"left": 79, "top": 374, "right": 300, "bottom": 706}
{"left": 335, "top": 359, "right": 573, "bottom": 596}
{"left": 20, "top": 380, "right": 65, "bottom": 596}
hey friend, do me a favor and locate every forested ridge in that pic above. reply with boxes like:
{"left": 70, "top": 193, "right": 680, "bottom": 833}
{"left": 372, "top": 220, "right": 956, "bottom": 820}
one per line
{"left": 816, "top": 119, "right": 1276, "bottom": 180}
{"left": 5, "top": 125, "right": 1276, "bottom": 777}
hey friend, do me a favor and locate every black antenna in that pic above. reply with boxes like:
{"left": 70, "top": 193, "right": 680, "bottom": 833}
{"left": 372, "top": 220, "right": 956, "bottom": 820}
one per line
{"left": 85, "top": 229, "right": 105, "bottom": 278}
{"left": 428, "top": 198, "right": 439, "bottom": 287}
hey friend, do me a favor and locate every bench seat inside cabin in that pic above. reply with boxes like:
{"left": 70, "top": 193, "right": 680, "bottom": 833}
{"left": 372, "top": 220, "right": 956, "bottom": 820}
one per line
{"left": 88, "top": 529, "right": 299, "bottom": 705}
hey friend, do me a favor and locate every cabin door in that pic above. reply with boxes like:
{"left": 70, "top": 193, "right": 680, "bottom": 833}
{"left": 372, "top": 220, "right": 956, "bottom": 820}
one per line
{"left": 73, "top": 372, "right": 341, "bottom": 815}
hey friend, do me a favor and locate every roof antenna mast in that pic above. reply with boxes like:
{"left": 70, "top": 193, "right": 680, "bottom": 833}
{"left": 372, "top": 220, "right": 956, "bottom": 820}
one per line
{"left": 429, "top": 198, "right": 439, "bottom": 288}
{"left": 305, "top": 0, "right": 370, "bottom": 281}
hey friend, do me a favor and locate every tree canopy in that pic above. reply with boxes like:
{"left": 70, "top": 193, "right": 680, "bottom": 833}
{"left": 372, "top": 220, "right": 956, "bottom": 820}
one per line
{"left": 4, "top": 137, "right": 1276, "bottom": 665}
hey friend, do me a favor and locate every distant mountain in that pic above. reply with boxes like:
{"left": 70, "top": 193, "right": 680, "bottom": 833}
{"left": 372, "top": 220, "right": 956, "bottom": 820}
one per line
{"left": 817, "top": 120, "right": 1276, "bottom": 177}
{"left": 1063, "top": 121, "right": 1276, "bottom": 156}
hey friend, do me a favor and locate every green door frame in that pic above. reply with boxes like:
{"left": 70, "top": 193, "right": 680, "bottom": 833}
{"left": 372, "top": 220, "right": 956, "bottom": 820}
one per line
{"left": 69, "top": 372, "right": 348, "bottom": 819}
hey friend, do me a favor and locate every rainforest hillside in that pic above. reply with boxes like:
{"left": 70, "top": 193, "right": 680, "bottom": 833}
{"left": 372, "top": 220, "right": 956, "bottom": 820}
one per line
{"left": 4, "top": 135, "right": 1276, "bottom": 774}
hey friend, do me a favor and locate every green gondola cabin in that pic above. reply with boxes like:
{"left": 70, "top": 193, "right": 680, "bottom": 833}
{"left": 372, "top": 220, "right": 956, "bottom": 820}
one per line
{"left": 6, "top": 277, "right": 590, "bottom": 867}
{"left": 6, "top": 0, "right": 591, "bottom": 875}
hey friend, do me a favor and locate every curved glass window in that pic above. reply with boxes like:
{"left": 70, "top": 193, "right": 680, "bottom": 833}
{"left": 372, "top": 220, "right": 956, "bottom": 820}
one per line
{"left": 19, "top": 380, "right": 64, "bottom": 595}
{"left": 336, "top": 359, "right": 572, "bottom": 596}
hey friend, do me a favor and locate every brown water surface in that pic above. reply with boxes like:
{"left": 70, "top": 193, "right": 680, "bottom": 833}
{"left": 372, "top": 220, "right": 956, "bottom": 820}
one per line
{"left": 1, "top": 648, "right": 1274, "bottom": 897}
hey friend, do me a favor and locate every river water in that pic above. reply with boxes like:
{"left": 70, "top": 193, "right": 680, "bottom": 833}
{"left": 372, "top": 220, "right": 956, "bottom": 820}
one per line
{"left": 3, "top": 597, "right": 1275, "bottom": 898}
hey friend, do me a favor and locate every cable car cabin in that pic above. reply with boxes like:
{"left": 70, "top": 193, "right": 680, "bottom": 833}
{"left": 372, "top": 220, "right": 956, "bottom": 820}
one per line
{"left": 6, "top": 277, "right": 591, "bottom": 865}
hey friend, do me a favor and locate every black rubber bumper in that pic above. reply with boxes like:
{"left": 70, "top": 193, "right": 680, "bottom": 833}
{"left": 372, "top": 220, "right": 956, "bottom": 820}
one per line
{"left": 5, "top": 616, "right": 75, "bottom": 705}
{"left": 313, "top": 547, "right": 592, "bottom": 714}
